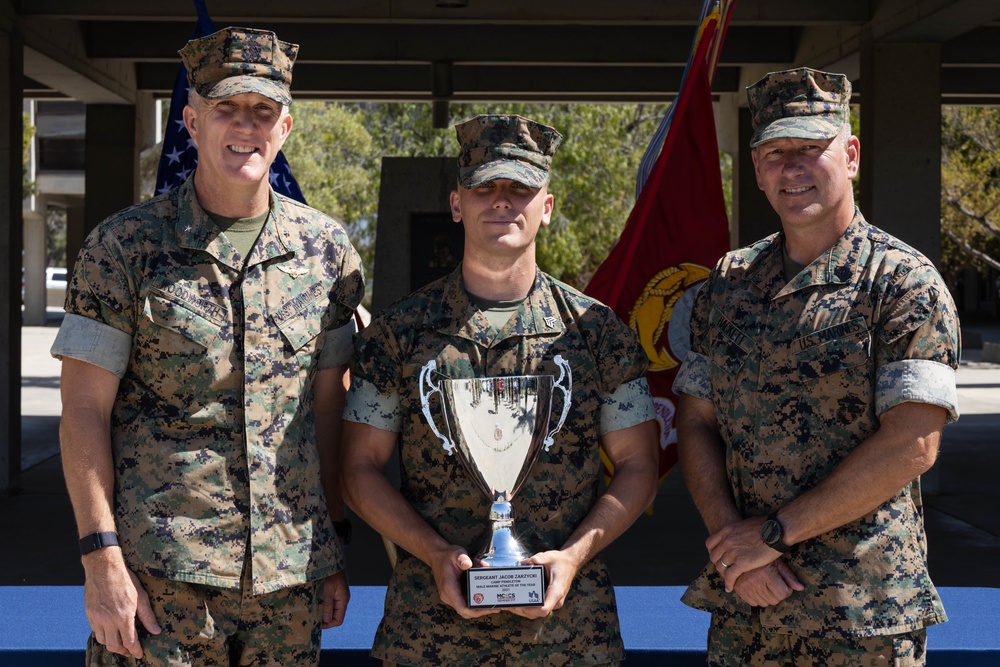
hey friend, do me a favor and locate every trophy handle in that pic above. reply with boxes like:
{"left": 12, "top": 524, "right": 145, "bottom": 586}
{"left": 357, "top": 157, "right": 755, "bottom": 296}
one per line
{"left": 419, "top": 360, "right": 455, "bottom": 455}
{"left": 543, "top": 354, "right": 573, "bottom": 451}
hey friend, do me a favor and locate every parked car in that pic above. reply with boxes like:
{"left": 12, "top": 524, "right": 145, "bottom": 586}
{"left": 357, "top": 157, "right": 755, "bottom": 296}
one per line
{"left": 46, "top": 267, "right": 67, "bottom": 309}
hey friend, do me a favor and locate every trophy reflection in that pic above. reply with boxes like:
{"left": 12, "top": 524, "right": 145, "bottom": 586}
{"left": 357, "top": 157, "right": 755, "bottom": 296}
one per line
{"left": 419, "top": 355, "right": 572, "bottom": 608}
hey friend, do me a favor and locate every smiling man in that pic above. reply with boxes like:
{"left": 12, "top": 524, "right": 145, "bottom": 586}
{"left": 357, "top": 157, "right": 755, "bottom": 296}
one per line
{"left": 50, "top": 27, "right": 363, "bottom": 666}
{"left": 673, "top": 68, "right": 960, "bottom": 666}
{"left": 341, "top": 115, "right": 658, "bottom": 666}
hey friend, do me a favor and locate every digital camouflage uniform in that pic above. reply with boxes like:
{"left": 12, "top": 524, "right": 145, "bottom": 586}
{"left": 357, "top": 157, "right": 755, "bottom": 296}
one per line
{"left": 674, "top": 210, "right": 960, "bottom": 639}
{"left": 347, "top": 267, "right": 649, "bottom": 667}
{"left": 55, "top": 175, "right": 364, "bottom": 594}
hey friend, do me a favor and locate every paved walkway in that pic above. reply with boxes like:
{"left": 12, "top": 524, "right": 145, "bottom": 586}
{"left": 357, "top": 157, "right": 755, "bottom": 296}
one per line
{"left": 2, "top": 315, "right": 999, "bottom": 589}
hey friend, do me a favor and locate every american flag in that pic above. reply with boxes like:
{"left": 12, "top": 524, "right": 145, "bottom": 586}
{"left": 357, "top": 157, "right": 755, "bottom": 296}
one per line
{"left": 154, "top": 0, "right": 306, "bottom": 204}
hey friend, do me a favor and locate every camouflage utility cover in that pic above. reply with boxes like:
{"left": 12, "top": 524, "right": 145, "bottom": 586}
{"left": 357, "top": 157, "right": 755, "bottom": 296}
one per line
{"left": 456, "top": 114, "right": 562, "bottom": 189}
{"left": 348, "top": 267, "right": 648, "bottom": 666}
{"left": 674, "top": 211, "right": 959, "bottom": 638}
{"left": 179, "top": 26, "right": 298, "bottom": 106}
{"left": 747, "top": 67, "right": 851, "bottom": 148}
{"left": 61, "top": 176, "right": 363, "bottom": 594}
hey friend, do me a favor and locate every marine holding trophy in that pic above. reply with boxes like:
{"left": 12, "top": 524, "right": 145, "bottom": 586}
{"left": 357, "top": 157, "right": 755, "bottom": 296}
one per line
{"left": 341, "top": 114, "right": 659, "bottom": 666}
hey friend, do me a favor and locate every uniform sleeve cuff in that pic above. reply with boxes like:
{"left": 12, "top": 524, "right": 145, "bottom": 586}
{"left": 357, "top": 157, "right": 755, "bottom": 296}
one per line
{"left": 317, "top": 318, "right": 358, "bottom": 369}
{"left": 344, "top": 375, "right": 402, "bottom": 432}
{"left": 672, "top": 351, "right": 712, "bottom": 402}
{"left": 600, "top": 377, "right": 655, "bottom": 435}
{"left": 50, "top": 313, "right": 132, "bottom": 378}
{"left": 876, "top": 359, "right": 959, "bottom": 423}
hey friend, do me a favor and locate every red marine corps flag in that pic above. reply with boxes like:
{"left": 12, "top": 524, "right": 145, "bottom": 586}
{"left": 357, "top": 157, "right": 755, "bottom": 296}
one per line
{"left": 585, "top": 0, "right": 735, "bottom": 499}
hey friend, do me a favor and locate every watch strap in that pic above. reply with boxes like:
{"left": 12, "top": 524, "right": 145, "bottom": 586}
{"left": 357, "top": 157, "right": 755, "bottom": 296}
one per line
{"left": 79, "top": 531, "right": 120, "bottom": 556}
{"left": 763, "top": 512, "right": 793, "bottom": 553}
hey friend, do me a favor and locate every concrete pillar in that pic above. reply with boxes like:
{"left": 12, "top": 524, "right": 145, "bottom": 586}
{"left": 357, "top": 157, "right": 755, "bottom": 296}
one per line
{"left": 22, "top": 99, "right": 47, "bottom": 326}
{"left": 84, "top": 104, "right": 137, "bottom": 237}
{"left": 0, "top": 27, "right": 24, "bottom": 494}
{"left": 65, "top": 205, "right": 86, "bottom": 281}
{"left": 736, "top": 105, "right": 780, "bottom": 248}
{"left": 22, "top": 195, "right": 47, "bottom": 326}
{"left": 372, "top": 157, "right": 459, "bottom": 315}
{"left": 860, "top": 42, "right": 942, "bottom": 265}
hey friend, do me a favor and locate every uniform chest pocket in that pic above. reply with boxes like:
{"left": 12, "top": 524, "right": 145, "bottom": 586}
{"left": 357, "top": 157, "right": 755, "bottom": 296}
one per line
{"left": 274, "top": 294, "right": 330, "bottom": 352}
{"left": 709, "top": 309, "right": 755, "bottom": 378}
{"left": 795, "top": 324, "right": 871, "bottom": 382}
{"left": 144, "top": 290, "right": 223, "bottom": 349}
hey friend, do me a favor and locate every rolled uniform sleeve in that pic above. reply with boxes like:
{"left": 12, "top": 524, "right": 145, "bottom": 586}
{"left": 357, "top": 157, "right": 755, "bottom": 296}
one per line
{"left": 51, "top": 222, "right": 140, "bottom": 376}
{"left": 50, "top": 313, "right": 133, "bottom": 377}
{"left": 673, "top": 277, "right": 714, "bottom": 401}
{"left": 599, "top": 376, "right": 655, "bottom": 434}
{"left": 344, "top": 375, "right": 402, "bottom": 432}
{"left": 344, "top": 317, "right": 405, "bottom": 432}
{"left": 317, "top": 318, "right": 358, "bottom": 369}
{"left": 874, "top": 264, "right": 960, "bottom": 422}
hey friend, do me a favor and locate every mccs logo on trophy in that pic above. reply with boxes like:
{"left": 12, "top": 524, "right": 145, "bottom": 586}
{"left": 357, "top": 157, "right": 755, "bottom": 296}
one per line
{"left": 419, "top": 356, "right": 572, "bottom": 609}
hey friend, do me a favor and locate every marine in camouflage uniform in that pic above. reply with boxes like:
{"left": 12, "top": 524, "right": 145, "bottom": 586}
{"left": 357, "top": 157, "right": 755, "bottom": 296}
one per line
{"left": 341, "top": 115, "right": 659, "bottom": 666}
{"left": 51, "top": 26, "right": 363, "bottom": 666}
{"left": 673, "top": 68, "right": 960, "bottom": 666}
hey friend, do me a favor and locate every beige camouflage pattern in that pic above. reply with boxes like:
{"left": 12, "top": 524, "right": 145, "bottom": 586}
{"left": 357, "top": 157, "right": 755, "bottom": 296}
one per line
{"left": 456, "top": 114, "right": 562, "bottom": 189}
{"left": 179, "top": 26, "right": 298, "bottom": 106}
{"left": 349, "top": 267, "right": 648, "bottom": 666}
{"left": 86, "top": 571, "right": 323, "bottom": 666}
{"left": 747, "top": 67, "right": 850, "bottom": 147}
{"left": 64, "top": 176, "right": 364, "bottom": 595}
{"left": 707, "top": 611, "right": 927, "bottom": 666}
{"left": 675, "top": 210, "right": 959, "bottom": 639}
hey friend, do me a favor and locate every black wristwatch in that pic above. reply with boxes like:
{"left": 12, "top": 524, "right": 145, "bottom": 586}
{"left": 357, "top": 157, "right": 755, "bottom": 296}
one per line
{"left": 760, "top": 512, "right": 792, "bottom": 553}
{"left": 333, "top": 519, "right": 352, "bottom": 546}
{"left": 79, "top": 531, "right": 120, "bottom": 556}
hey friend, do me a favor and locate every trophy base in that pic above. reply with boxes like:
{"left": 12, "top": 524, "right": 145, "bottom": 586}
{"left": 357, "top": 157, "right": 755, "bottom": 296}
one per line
{"left": 465, "top": 565, "right": 546, "bottom": 609}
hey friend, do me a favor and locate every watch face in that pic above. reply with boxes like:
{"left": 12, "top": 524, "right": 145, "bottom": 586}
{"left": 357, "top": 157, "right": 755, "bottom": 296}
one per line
{"left": 761, "top": 519, "right": 782, "bottom": 545}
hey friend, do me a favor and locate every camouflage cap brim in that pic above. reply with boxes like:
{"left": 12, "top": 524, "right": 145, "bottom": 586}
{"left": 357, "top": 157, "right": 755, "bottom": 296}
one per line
{"left": 750, "top": 115, "right": 843, "bottom": 147}
{"left": 459, "top": 160, "right": 549, "bottom": 189}
{"left": 200, "top": 75, "right": 292, "bottom": 106}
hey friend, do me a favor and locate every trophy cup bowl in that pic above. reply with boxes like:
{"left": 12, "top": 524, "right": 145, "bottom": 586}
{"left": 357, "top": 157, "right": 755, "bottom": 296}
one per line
{"left": 420, "top": 356, "right": 571, "bottom": 609}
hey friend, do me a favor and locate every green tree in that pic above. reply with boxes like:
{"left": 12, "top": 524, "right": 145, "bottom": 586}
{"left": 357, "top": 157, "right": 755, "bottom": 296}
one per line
{"left": 146, "top": 101, "right": 722, "bottom": 298}
{"left": 281, "top": 102, "right": 378, "bottom": 269}
{"left": 344, "top": 102, "right": 669, "bottom": 288}
{"left": 47, "top": 209, "right": 67, "bottom": 267}
{"left": 940, "top": 106, "right": 1000, "bottom": 285}
{"left": 23, "top": 112, "right": 37, "bottom": 197}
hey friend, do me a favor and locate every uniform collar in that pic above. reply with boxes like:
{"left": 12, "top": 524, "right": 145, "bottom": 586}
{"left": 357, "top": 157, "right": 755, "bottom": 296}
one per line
{"left": 430, "top": 265, "right": 566, "bottom": 345}
{"left": 174, "top": 174, "right": 300, "bottom": 269}
{"left": 747, "top": 208, "right": 867, "bottom": 299}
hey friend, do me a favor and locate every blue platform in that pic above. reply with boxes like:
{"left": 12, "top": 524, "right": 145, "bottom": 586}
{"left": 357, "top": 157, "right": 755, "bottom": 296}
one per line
{"left": 1, "top": 586, "right": 997, "bottom": 665}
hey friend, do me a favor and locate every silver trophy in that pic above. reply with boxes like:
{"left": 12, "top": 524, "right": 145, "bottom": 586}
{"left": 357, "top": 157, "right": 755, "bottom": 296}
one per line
{"left": 419, "top": 355, "right": 572, "bottom": 608}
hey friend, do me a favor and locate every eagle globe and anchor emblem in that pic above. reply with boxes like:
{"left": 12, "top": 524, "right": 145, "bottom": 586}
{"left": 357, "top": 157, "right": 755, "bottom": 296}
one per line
{"left": 627, "top": 262, "right": 710, "bottom": 460}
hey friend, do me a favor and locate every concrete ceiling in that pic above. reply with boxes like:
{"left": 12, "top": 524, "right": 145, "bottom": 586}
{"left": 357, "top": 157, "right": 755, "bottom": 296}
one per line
{"left": 7, "top": 0, "right": 1000, "bottom": 104}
